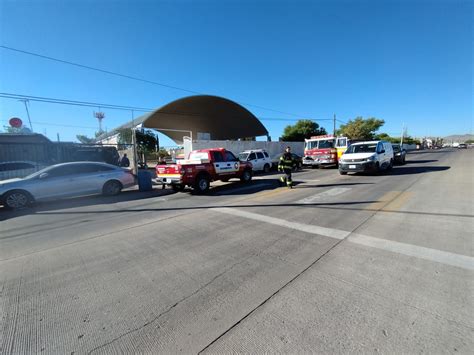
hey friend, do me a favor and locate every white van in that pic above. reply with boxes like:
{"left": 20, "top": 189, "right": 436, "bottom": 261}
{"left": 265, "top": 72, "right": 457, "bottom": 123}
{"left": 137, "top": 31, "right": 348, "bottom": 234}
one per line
{"left": 238, "top": 149, "right": 272, "bottom": 172}
{"left": 338, "top": 141, "right": 394, "bottom": 175}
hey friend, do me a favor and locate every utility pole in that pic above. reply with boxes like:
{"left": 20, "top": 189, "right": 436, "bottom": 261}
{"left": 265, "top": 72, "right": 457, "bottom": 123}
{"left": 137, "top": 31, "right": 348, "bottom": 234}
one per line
{"left": 400, "top": 124, "right": 406, "bottom": 146}
{"left": 333, "top": 114, "right": 336, "bottom": 136}
{"left": 19, "top": 99, "right": 33, "bottom": 131}
{"left": 130, "top": 110, "right": 139, "bottom": 176}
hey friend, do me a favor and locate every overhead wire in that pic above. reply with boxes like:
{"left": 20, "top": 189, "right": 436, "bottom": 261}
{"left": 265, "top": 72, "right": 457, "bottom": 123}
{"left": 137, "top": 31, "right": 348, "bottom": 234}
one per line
{"left": 1, "top": 45, "right": 309, "bottom": 118}
{"left": 0, "top": 93, "right": 332, "bottom": 124}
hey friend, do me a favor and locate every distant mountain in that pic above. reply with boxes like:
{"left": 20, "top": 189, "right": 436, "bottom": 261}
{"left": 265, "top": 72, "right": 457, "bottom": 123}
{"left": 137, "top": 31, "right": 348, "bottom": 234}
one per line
{"left": 443, "top": 134, "right": 473, "bottom": 142}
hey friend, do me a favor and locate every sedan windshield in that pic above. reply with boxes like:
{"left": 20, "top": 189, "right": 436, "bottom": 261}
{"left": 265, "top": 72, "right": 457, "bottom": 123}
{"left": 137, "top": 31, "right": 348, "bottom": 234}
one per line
{"left": 392, "top": 145, "right": 400, "bottom": 152}
{"left": 346, "top": 144, "right": 377, "bottom": 153}
{"left": 238, "top": 153, "right": 249, "bottom": 161}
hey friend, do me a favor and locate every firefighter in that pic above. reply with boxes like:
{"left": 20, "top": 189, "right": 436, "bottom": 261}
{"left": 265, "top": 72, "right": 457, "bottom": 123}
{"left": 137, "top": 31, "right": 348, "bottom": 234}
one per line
{"left": 278, "top": 146, "right": 295, "bottom": 188}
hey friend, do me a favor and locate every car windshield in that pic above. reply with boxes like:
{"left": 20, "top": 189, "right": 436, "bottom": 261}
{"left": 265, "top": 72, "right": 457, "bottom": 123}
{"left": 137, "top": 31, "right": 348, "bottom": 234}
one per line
{"left": 346, "top": 144, "right": 377, "bottom": 153}
{"left": 238, "top": 153, "right": 249, "bottom": 161}
{"left": 188, "top": 152, "right": 209, "bottom": 160}
{"left": 318, "top": 140, "right": 334, "bottom": 148}
{"left": 392, "top": 145, "right": 400, "bottom": 152}
{"left": 305, "top": 141, "right": 318, "bottom": 150}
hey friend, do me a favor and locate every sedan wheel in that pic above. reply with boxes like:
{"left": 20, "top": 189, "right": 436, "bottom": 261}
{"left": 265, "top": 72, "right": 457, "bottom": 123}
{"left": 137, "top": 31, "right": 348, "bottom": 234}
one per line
{"left": 103, "top": 180, "right": 122, "bottom": 196}
{"left": 240, "top": 169, "right": 252, "bottom": 183}
{"left": 4, "top": 190, "right": 30, "bottom": 209}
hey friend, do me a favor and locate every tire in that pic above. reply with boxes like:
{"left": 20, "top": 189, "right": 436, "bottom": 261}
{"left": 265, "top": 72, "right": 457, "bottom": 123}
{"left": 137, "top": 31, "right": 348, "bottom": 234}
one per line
{"left": 402, "top": 156, "right": 406, "bottom": 165}
{"left": 3, "top": 190, "right": 32, "bottom": 209}
{"left": 103, "top": 180, "right": 122, "bottom": 196}
{"left": 387, "top": 159, "right": 393, "bottom": 171}
{"left": 374, "top": 162, "right": 381, "bottom": 174}
{"left": 263, "top": 164, "right": 270, "bottom": 173}
{"left": 339, "top": 170, "right": 347, "bottom": 175}
{"left": 172, "top": 184, "right": 185, "bottom": 192}
{"left": 194, "top": 174, "right": 210, "bottom": 194}
{"left": 240, "top": 169, "right": 252, "bottom": 183}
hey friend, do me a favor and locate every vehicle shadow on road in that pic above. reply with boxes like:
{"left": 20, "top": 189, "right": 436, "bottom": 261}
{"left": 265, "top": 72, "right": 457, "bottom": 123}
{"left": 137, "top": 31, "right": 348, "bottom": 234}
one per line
{"left": 404, "top": 159, "right": 438, "bottom": 164}
{"left": 389, "top": 165, "right": 450, "bottom": 175}
{"left": 292, "top": 182, "right": 374, "bottom": 188}
{"left": 0, "top": 189, "right": 175, "bottom": 221}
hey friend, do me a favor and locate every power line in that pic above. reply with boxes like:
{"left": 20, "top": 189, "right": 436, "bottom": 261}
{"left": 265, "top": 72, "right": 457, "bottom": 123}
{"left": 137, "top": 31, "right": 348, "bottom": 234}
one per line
{"left": 0, "top": 119, "right": 97, "bottom": 130}
{"left": 0, "top": 93, "right": 153, "bottom": 112}
{"left": 0, "top": 93, "right": 328, "bottom": 123}
{"left": 1, "top": 45, "right": 308, "bottom": 118}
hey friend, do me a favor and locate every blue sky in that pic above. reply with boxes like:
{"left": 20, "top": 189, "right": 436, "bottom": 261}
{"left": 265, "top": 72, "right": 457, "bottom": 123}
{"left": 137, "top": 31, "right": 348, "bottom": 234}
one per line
{"left": 1, "top": 0, "right": 472, "bottom": 145}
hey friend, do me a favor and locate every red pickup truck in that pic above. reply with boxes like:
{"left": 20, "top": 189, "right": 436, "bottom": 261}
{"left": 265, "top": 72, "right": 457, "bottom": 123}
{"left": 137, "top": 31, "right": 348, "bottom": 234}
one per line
{"left": 155, "top": 148, "right": 253, "bottom": 193}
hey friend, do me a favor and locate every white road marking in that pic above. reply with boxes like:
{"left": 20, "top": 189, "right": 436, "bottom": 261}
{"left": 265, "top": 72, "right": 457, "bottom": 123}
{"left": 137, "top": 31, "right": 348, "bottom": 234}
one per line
{"left": 349, "top": 234, "right": 474, "bottom": 271}
{"left": 297, "top": 187, "right": 352, "bottom": 204}
{"left": 214, "top": 207, "right": 349, "bottom": 239}
{"left": 214, "top": 208, "right": 474, "bottom": 271}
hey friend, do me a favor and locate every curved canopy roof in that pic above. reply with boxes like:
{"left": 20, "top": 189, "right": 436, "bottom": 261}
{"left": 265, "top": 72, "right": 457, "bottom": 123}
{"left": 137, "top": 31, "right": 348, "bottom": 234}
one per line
{"left": 138, "top": 95, "right": 268, "bottom": 144}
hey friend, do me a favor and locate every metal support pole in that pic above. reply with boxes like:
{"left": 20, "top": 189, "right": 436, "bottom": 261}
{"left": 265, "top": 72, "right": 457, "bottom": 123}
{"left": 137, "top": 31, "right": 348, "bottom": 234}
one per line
{"left": 333, "top": 114, "right": 336, "bottom": 136}
{"left": 20, "top": 99, "right": 33, "bottom": 131}
{"left": 131, "top": 110, "right": 139, "bottom": 176}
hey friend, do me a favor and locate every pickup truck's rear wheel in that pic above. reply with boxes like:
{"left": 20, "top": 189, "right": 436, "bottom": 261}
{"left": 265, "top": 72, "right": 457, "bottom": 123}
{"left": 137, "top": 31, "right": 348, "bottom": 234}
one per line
{"left": 194, "top": 175, "right": 210, "bottom": 194}
{"left": 240, "top": 169, "right": 252, "bottom": 183}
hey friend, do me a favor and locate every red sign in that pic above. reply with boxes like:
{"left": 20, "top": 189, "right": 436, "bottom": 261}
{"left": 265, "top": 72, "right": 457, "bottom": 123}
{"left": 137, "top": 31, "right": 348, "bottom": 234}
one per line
{"left": 9, "top": 117, "right": 23, "bottom": 128}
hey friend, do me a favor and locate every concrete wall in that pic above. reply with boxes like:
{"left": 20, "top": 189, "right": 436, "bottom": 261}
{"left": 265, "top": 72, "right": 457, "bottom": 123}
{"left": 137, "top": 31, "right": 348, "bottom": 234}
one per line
{"left": 191, "top": 140, "right": 305, "bottom": 162}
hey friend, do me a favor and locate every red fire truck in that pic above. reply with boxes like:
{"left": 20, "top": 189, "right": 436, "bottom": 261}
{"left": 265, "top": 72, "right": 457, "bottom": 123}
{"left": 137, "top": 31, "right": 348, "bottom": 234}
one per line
{"left": 303, "top": 135, "right": 349, "bottom": 168}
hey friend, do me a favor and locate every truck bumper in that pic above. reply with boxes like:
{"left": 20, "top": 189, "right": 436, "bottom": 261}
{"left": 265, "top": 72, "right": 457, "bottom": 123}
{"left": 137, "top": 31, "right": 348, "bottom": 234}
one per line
{"left": 303, "top": 158, "right": 337, "bottom": 167}
{"left": 156, "top": 175, "right": 182, "bottom": 185}
{"left": 339, "top": 161, "right": 376, "bottom": 173}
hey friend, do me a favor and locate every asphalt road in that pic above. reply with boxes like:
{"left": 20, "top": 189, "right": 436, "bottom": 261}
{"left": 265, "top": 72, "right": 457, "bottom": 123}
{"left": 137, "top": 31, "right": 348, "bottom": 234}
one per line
{"left": 1, "top": 148, "right": 473, "bottom": 354}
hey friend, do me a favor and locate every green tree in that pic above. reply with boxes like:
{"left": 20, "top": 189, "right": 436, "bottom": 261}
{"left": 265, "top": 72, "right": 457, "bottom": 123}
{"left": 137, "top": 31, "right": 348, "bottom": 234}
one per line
{"left": 117, "top": 128, "right": 157, "bottom": 154}
{"left": 465, "top": 139, "right": 474, "bottom": 144}
{"left": 337, "top": 117, "right": 385, "bottom": 140}
{"left": 281, "top": 119, "right": 327, "bottom": 141}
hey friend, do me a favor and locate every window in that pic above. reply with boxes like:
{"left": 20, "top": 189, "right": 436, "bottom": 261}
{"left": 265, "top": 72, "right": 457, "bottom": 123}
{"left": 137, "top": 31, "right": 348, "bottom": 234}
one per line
{"left": 225, "top": 151, "right": 238, "bottom": 162}
{"left": 256, "top": 152, "right": 264, "bottom": 159}
{"left": 189, "top": 152, "right": 209, "bottom": 160}
{"left": 377, "top": 143, "right": 384, "bottom": 153}
{"left": 248, "top": 153, "right": 256, "bottom": 160}
{"left": 47, "top": 166, "right": 77, "bottom": 178}
{"left": 337, "top": 138, "right": 347, "bottom": 147}
{"left": 347, "top": 144, "right": 377, "bottom": 154}
{"left": 238, "top": 153, "right": 249, "bottom": 161}
{"left": 0, "top": 162, "right": 34, "bottom": 171}
{"left": 211, "top": 151, "right": 225, "bottom": 162}
{"left": 264, "top": 152, "right": 269, "bottom": 158}
{"left": 318, "top": 140, "right": 334, "bottom": 149}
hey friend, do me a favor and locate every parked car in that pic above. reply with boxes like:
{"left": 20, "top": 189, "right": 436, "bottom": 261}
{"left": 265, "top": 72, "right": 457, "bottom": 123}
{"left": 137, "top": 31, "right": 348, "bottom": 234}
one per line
{"left": 0, "top": 162, "right": 136, "bottom": 209}
{"left": 458, "top": 143, "right": 467, "bottom": 149}
{"left": 238, "top": 149, "right": 272, "bottom": 173}
{"left": 391, "top": 144, "right": 407, "bottom": 164}
{"left": 0, "top": 161, "right": 47, "bottom": 181}
{"left": 339, "top": 141, "right": 394, "bottom": 175}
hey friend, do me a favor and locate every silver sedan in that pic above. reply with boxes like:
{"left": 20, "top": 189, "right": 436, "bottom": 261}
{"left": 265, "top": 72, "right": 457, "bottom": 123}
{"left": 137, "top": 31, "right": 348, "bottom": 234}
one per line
{"left": 0, "top": 161, "right": 136, "bottom": 209}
